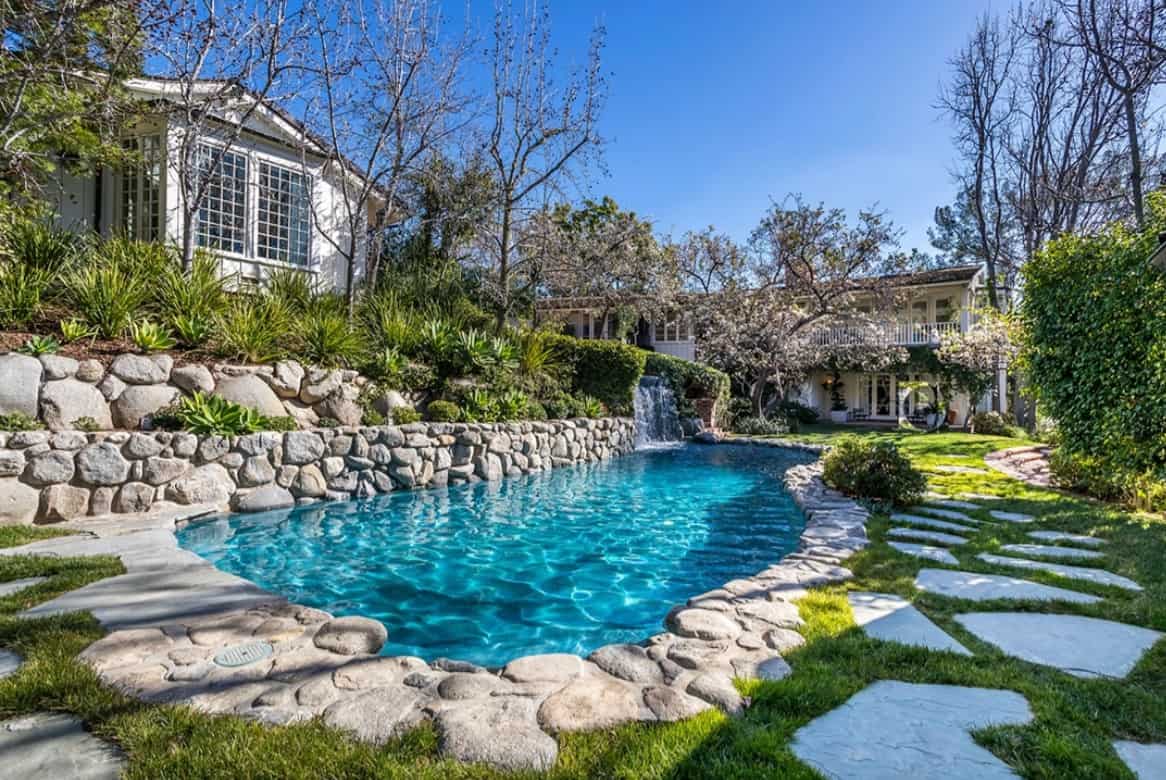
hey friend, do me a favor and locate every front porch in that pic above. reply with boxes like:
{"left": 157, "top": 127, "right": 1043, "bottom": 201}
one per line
{"left": 796, "top": 370, "right": 978, "bottom": 427}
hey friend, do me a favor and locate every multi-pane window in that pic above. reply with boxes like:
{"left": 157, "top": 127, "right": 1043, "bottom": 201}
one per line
{"left": 195, "top": 145, "right": 248, "bottom": 255}
{"left": 935, "top": 296, "right": 956, "bottom": 323}
{"left": 257, "top": 161, "right": 311, "bottom": 266}
{"left": 654, "top": 311, "right": 689, "bottom": 342}
{"left": 119, "top": 135, "right": 162, "bottom": 241}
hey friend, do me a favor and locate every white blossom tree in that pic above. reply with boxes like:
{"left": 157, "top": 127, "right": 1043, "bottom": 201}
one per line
{"left": 937, "top": 309, "right": 1019, "bottom": 426}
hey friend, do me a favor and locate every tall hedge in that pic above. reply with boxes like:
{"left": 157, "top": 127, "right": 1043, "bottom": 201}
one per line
{"left": 643, "top": 351, "right": 730, "bottom": 422}
{"left": 1020, "top": 193, "right": 1166, "bottom": 487}
{"left": 546, "top": 334, "right": 646, "bottom": 415}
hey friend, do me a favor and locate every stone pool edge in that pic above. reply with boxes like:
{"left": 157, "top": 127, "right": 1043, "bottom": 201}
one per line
{"left": 4, "top": 439, "right": 869, "bottom": 773}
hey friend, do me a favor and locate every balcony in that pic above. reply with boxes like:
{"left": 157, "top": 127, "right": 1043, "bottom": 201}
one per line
{"left": 810, "top": 320, "right": 962, "bottom": 347}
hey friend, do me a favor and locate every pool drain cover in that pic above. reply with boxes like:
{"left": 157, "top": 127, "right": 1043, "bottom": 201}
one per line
{"left": 213, "top": 641, "right": 273, "bottom": 668}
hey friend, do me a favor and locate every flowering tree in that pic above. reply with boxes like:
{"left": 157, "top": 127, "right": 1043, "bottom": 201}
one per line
{"left": 937, "top": 309, "right": 1018, "bottom": 426}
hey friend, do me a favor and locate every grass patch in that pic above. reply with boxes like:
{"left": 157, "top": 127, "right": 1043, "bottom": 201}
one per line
{"left": 0, "top": 426, "right": 1162, "bottom": 776}
{"left": 0, "top": 525, "right": 74, "bottom": 549}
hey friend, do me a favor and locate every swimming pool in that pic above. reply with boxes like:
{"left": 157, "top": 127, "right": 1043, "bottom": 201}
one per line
{"left": 177, "top": 443, "right": 812, "bottom": 666}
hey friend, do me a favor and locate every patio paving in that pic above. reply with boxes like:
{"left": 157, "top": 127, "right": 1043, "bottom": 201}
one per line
{"left": 1027, "top": 531, "right": 1105, "bottom": 548}
{"left": 888, "top": 542, "right": 959, "bottom": 565}
{"left": 976, "top": 553, "right": 1142, "bottom": 592}
{"left": 914, "top": 569, "right": 1102, "bottom": 604}
{"left": 887, "top": 528, "right": 969, "bottom": 546}
{"left": 955, "top": 613, "right": 1163, "bottom": 679}
{"left": 988, "top": 511, "right": 1035, "bottom": 524}
{"left": 0, "top": 713, "right": 126, "bottom": 779}
{"left": 791, "top": 680, "right": 1031, "bottom": 779}
{"left": 926, "top": 497, "right": 982, "bottom": 510}
{"left": 998, "top": 543, "right": 1103, "bottom": 561}
{"left": 914, "top": 507, "right": 982, "bottom": 523}
{"left": 848, "top": 593, "right": 970, "bottom": 655}
{"left": 890, "top": 514, "right": 977, "bottom": 534}
{"left": 1114, "top": 741, "right": 1166, "bottom": 779}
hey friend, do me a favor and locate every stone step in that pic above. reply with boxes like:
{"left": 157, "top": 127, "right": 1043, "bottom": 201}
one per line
{"left": 887, "top": 528, "right": 969, "bottom": 547}
{"left": 0, "top": 576, "right": 48, "bottom": 598}
{"left": 976, "top": 553, "right": 1142, "bottom": 592}
{"left": 0, "top": 649, "right": 20, "bottom": 680}
{"left": 791, "top": 681, "right": 1032, "bottom": 779}
{"left": 890, "top": 514, "right": 977, "bottom": 534}
{"left": 0, "top": 713, "right": 127, "bottom": 779}
{"left": 914, "top": 506, "right": 983, "bottom": 524}
{"left": 925, "top": 496, "right": 982, "bottom": 510}
{"left": 931, "top": 465, "right": 990, "bottom": 475}
{"left": 955, "top": 613, "right": 1162, "bottom": 679}
{"left": 988, "top": 510, "right": 1035, "bottom": 524}
{"left": 958, "top": 493, "right": 1003, "bottom": 502}
{"left": 998, "top": 543, "right": 1104, "bottom": 561}
{"left": 914, "top": 568, "right": 1102, "bottom": 604}
{"left": 848, "top": 593, "right": 970, "bottom": 655}
{"left": 887, "top": 542, "right": 959, "bottom": 566}
{"left": 1027, "top": 531, "right": 1105, "bottom": 548}
{"left": 1114, "top": 740, "right": 1166, "bottom": 780}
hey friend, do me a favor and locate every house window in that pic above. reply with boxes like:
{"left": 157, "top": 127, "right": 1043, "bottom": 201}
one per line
{"left": 935, "top": 296, "right": 956, "bottom": 323}
{"left": 195, "top": 145, "right": 248, "bottom": 255}
{"left": 257, "top": 161, "right": 311, "bottom": 266}
{"left": 119, "top": 135, "right": 162, "bottom": 241}
{"left": 654, "top": 311, "right": 688, "bottom": 341}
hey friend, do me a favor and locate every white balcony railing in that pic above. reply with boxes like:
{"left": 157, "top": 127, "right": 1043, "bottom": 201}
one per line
{"left": 810, "top": 320, "right": 962, "bottom": 347}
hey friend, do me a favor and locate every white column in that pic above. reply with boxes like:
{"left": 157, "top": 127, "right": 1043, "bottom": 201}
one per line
{"left": 997, "top": 363, "right": 1008, "bottom": 415}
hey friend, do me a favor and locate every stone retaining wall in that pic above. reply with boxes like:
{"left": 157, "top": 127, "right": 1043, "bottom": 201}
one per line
{"left": 0, "top": 352, "right": 397, "bottom": 432}
{"left": 0, "top": 418, "right": 636, "bottom": 525}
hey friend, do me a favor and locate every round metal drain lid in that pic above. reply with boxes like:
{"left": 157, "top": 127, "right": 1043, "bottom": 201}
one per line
{"left": 213, "top": 641, "right": 273, "bottom": 668}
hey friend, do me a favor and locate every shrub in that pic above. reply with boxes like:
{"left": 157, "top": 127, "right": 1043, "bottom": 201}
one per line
{"left": 73, "top": 416, "right": 101, "bottom": 432}
{"left": 461, "top": 389, "right": 499, "bottom": 422}
{"left": 496, "top": 389, "right": 529, "bottom": 421}
{"left": 579, "top": 395, "right": 606, "bottom": 419}
{"left": 129, "top": 320, "right": 177, "bottom": 353}
{"left": 167, "top": 392, "right": 293, "bottom": 436}
{"left": 426, "top": 400, "right": 461, "bottom": 422}
{"left": 779, "top": 400, "right": 820, "bottom": 425}
{"left": 262, "top": 415, "right": 298, "bottom": 432}
{"left": 392, "top": 407, "right": 422, "bottom": 425}
{"left": 0, "top": 264, "right": 55, "bottom": 327}
{"left": 732, "top": 416, "right": 788, "bottom": 436}
{"left": 214, "top": 295, "right": 290, "bottom": 364}
{"left": 0, "top": 411, "right": 44, "bottom": 431}
{"left": 547, "top": 335, "right": 645, "bottom": 415}
{"left": 296, "top": 306, "right": 366, "bottom": 368}
{"left": 92, "top": 235, "right": 174, "bottom": 280}
{"left": 363, "top": 347, "right": 407, "bottom": 382}
{"left": 18, "top": 335, "right": 59, "bottom": 355}
{"left": 266, "top": 268, "right": 318, "bottom": 312}
{"left": 970, "top": 411, "right": 1015, "bottom": 437}
{"left": 822, "top": 435, "right": 927, "bottom": 506}
{"left": 65, "top": 264, "right": 149, "bottom": 338}
{"left": 60, "top": 318, "right": 95, "bottom": 343}
{"left": 155, "top": 252, "right": 229, "bottom": 328}
{"left": 525, "top": 400, "right": 547, "bottom": 420}
{"left": 171, "top": 314, "right": 215, "bottom": 348}
{"left": 3, "top": 219, "right": 79, "bottom": 273}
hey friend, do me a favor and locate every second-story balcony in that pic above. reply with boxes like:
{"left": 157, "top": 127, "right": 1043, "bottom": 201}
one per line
{"left": 810, "top": 319, "right": 963, "bottom": 347}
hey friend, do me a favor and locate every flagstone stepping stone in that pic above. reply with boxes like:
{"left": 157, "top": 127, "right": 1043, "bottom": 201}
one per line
{"left": 791, "top": 680, "right": 1031, "bottom": 779}
{"left": 888, "top": 541, "right": 960, "bottom": 566}
{"left": 928, "top": 498, "right": 982, "bottom": 510}
{"left": 955, "top": 613, "right": 1163, "bottom": 679}
{"left": 888, "top": 528, "right": 969, "bottom": 546}
{"left": 891, "top": 513, "right": 976, "bottom": 534}
{"left": 999, "top": 543, "right": 1104, "bottom": 561}
{"left": 977, "top": 553, "right": 1142, "bottom": 592}
{"left": 960, "top": 493, "right": 1003, "bottom": 501}
{"left": 916, "top": 506, "right": 981, "bottom": 523}
{"left": 1114, "top": 740, "right": 1166, "bottom": 779}
{"left": 1027, "top": 531, "right": 1105, "bottom": 548}
{"left": 0, "top": 576, "right": 47, "bottom": 598}
{"left": 932, "top": 465, "right": 989, "bottom": 474}
{"left": 0, "top": 712, "right": 126, "bottom": 779}
{"left": 914, "top": 568, "right": 1102, "bottom": 604}
{"left": 0, "top": 649, "right": 20, "bottom": 679}
{"left": 989, "top": 510, "right": 1035, "bottom": 523}
{"left": 848, "top": 593, "right": 970, "bottom": 655}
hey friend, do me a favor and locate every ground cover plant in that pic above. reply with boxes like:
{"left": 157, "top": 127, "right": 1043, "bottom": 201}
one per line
{"left": 1, "top": 427, "right": 1162, "bottom": 777}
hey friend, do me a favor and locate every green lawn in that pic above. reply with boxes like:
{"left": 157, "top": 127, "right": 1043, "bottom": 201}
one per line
{"left": 1, "top": 427, "right": 1163, "bottom": 778}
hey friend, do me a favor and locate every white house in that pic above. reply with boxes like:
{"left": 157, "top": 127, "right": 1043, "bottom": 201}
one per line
{"left": 44, "top": 77, "right": 380, "bottom": 292}
{"left": 539, "top": 264, "right": 1005, "bottom": 425}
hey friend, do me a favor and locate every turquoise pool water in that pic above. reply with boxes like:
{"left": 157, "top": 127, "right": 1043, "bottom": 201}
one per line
{"left": 177, "top": 443, "right": 811, "bottom": 666}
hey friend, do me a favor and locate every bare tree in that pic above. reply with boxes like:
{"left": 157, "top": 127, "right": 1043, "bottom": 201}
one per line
{"left": 1054, "top": 0, "right": 1166, "bottom": 227}
{"left": 150, "top": 0, "right": 310, "bottom": 271}
{"left": 938, "top": 14, "right": 1020, "bottom": 310}
{"left": 301, "top": 0, "right": 471, "bottom": 315}
{"left": 670, "top": 227, "right": 747, "bottom": 294}
{"left": 476, "top": 0, "right": 607, "bottom": 327}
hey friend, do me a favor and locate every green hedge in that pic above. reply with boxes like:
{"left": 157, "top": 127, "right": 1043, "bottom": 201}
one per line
{"left": 643, "top": 351, "right": 730, "bottom": 422}
{"left": 1020, "top": 191, "right": 1166, "bottom": 504}
{"left": 546, "top": 334, "right": 646, "bottom": 415}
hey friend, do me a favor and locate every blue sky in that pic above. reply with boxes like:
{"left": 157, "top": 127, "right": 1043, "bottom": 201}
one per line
{"left": 461, "top": 0, "right": 997, "bottom": 254}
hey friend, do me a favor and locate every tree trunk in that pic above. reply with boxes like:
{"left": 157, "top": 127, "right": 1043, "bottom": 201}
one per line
{"left": 345, "top": 235, "right": 358, "bottom": 321}
{"left": 496, "top": 205, "right": 512, "bottom": 330}
{"left": 1123, "top": 91, "right": 1145, "bottom": 229}
{"left": 181, "top": 210, "right": 196, "bottom": 273}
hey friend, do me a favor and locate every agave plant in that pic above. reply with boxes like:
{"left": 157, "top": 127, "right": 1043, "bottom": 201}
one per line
{"left": 173, "top": 392, "right": 265, "bottom": 436}
{"left": 462, "top": 388, "right": 499, "bottom": 422}
{"left": 456, "top": 328, "right": 491, "bottom": 371}
{"left": 171, "top": 313, "right": 215, "bottom": 348}
{"left": 496, "top": 389, "right": 529, "bottom": 420}
{"left": 17, "top": 335, "right": 60, "bottom": 356}
{"left": 486, "top": 336, "right": 519, "bottom": 372}
{"left": 129, "top": 320, "right": 177, "bottom": 353}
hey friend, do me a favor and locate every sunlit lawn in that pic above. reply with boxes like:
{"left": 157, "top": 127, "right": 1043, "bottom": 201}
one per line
{"left": 1, "top": 425, "right": 1163, "bottom": 778}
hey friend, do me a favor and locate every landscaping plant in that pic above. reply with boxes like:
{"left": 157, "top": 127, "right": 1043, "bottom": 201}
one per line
{"left": 17, "top": 335, "right": 59, "bottom": 355}
{"left": 821, "top": 435, "right": 926, "bottom": 505}
{"left": 129, "top": 320, "right": 177, "bottom": 353}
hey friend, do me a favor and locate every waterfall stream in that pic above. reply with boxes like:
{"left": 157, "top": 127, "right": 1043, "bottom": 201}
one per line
{"left": 634, "top": 376, "right": 684, "bottom": 447}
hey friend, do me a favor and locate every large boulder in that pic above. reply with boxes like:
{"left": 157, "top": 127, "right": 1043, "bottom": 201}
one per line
{"left": 232, "top": 484, "right": 295, "bottom": 513}
{"left": 312, "top": 617, "right": 388, "bottom": 655}
{"left": 39, "top": 354, "right": 78, "bottom": 380}
{"left": 282, "top": 432, "right": 325, "bottom": 465}
{"left": 0, "top": 354, "right": 42, "bottom": 417}
{"left": 40, "top": 379, "right": 113, "bottom": 430}
{"left": 39, "top": 484, "right": 91, "bottom": 522}
{"left": 214, "top": 375, "right": 286, "bottom": 417}
{"left": 372, "top": 390, "right": 413, "bottom": 417}
{"left": 0, "top": 478, "right": 39, "bottom": 524}
{"left": 315, "top": 384, "right": 362, "bottom": 427}
{"left": 112, "top": 385, "right": 180, "bottom": 430}
{"left": 170, "top": 364, "right": 214, "bottom": 394}
{"left": 299, "top": 368, "right": 342, "bottom": 404}
{"left": 109, "top": 353, "right": 169, "bottom": 385}
{"left": 165, "top": 463, "right": 234, "bottom": 505}
{"left": 264, "top": 360, "right": 305, "bottom": 399}
{"left": 75, "top": 442, "right": 130, "bottom": 486}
